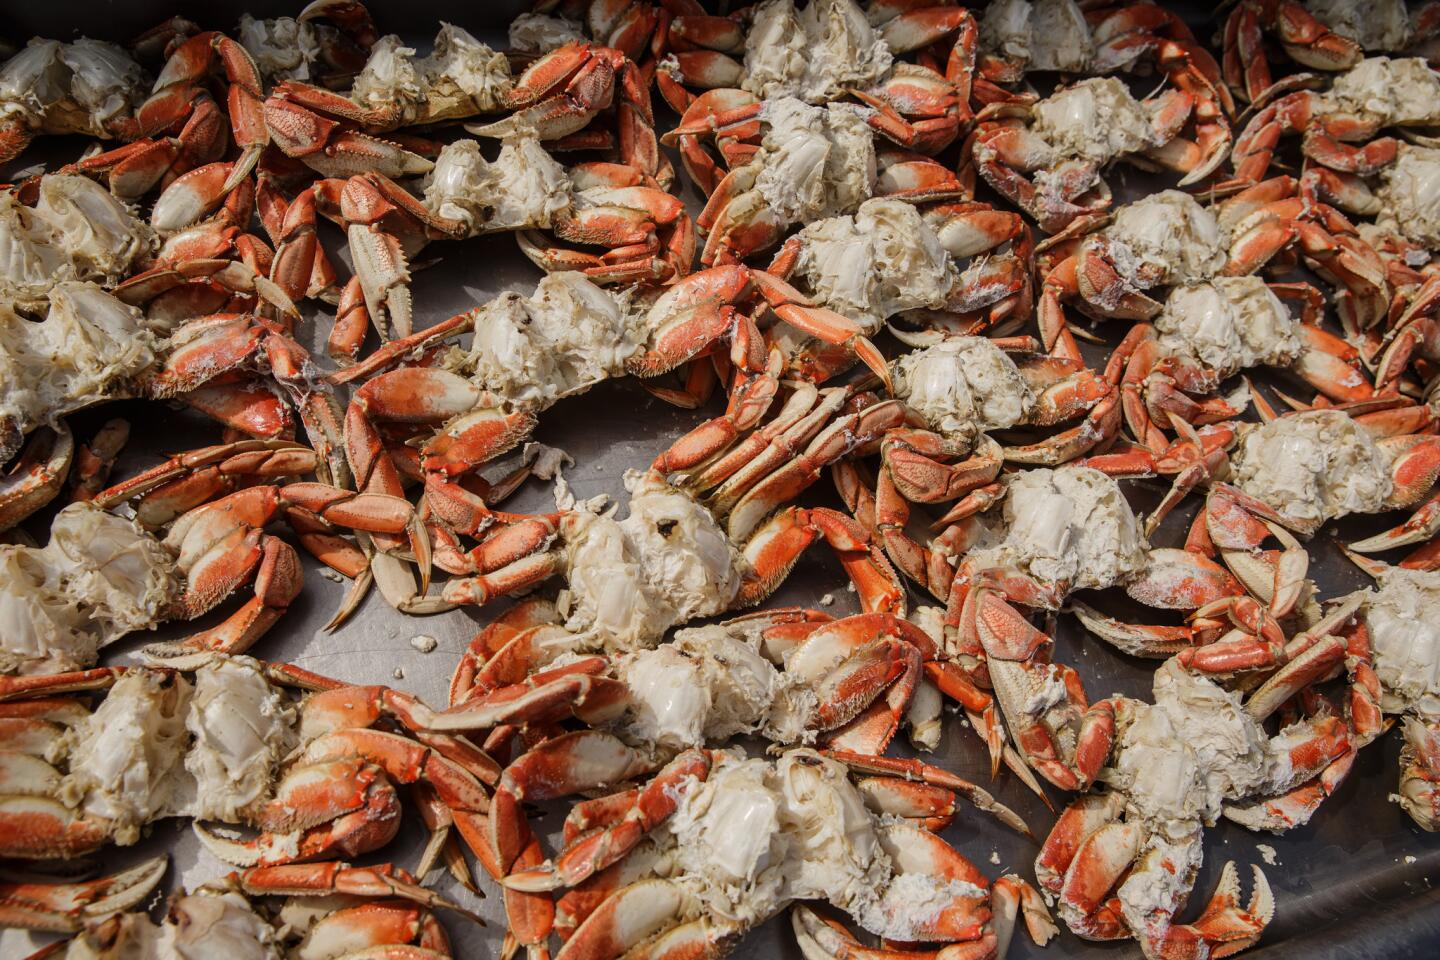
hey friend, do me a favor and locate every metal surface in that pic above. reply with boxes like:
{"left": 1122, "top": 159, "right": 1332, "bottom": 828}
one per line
{"left": 3, "top": 2, "right": 1439, "bottom": 958}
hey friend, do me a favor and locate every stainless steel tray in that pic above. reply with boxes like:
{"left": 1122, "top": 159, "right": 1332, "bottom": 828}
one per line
{"left": 3, "top": 2, "right": 1438, "bottom": 958}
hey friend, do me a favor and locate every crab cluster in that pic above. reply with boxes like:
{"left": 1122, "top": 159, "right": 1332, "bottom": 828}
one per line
{"left": 7, "top": 4, "right": 1440, "bottom": 960}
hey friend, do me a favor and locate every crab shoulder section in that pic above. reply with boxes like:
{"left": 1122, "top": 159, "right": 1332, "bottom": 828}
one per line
{"left": 350, "top": 23, "right": 511, "bottom": 125}
{"left": 423, "top": 135, "right": 573, "bottom": 235}
{"left": 1230, "top": 410, "right": 1392, "bottom": 532}
{"left": 1154, "top": 277, "right": 1302, "bottom": 374}
{"left": 788, "top": 198, "right": 956, "bottom": 331}
{"left": 893, "top": 336, "right": 1035, "bottom": 434}
{"left": 618, "top": 624, "right": 781, "bottom": 751}
{"left": 1363, "top": 567, "right": 1440, "bottom": 715}
{"left": 980, "top": 0, "right": 1093, "bottom": 74}
{"left": 0, "top": 283, "right": 157, "bottom": 447}
{"left": 969, "top": 466, "right": 1149, "bottom": 593}
{"left": 57, "top": 669, "right": 191, "bottom": 845}
{"left": 0, "top": 176, "right": 156, "bottom": 307}
{"left": 0, "top": 502, "right": 178, "bottom": 676}
{"left": 753, "top": 98, "right": 877, "bottom": 225}
{"left": 743, "top": 0, "right": 893, "bottom": 103}
{"left": 176, "top": 656, "right": 298, "bottom": 823}
{"left": 1101, "top": 189, "right": 1227, "bottom": 289}
{"left": 1324, "top": 56, "right": 1440, "bottom": 127}
{"left": 452, "top": 272, "right": 637, "bottom": 412}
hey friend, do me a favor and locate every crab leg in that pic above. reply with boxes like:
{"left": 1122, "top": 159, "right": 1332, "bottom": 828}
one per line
{"left": 0, "top": 856, "right": 168, "bottom": 932}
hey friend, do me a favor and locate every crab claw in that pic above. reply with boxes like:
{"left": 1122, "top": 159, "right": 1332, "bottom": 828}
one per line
{"left": 1145, "top": 862, "right": 1273, "bottom": 960}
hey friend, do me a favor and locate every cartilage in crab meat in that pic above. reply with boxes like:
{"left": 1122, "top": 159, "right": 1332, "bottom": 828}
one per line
{"left": 0, "top": 176, "right": 155, "bottom": 310}
{"left": 0, "top": 502, "right": 178, "bottom": 677}
{"left": 0, "top": 38, "right": 146, "bottom": 162}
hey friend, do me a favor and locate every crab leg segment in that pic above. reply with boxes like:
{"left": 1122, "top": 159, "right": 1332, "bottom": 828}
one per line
{"left": 0, "top": 856, "right": 168, "bottom": 932}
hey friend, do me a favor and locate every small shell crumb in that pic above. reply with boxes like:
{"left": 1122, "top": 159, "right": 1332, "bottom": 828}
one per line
{"left": 989, "top": 851, "right": 1001, "bottom": 865}
{"left": 1256, "top": 844, "right": 1278, "bottom": 866}
{"left": 1405, "top": 855, "right": 1417, "bottom": 864}
{"left": 410, "top": 635, "right": 438, "bottom": 654}
{"left": 318, "top": 568, "right": 343, "bottom": 583}
{"left": 392, "top": 667, "right": 405, "bottom": 680}
{"left": 819, "top": 593, "right": 835, "bottom": 606}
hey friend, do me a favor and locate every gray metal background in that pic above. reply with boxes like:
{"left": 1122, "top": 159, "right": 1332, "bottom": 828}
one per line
{"left": 2, "top": 2, "right": 1438, "bottom": 957}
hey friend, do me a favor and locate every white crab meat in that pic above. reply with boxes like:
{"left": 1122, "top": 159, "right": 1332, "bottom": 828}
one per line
{"left": 424, "top": 135, "right": 573, "bottom": 235}
{"left": 0, "top": 175, "right": 156, "bottom": 308}
{"left": 1362, "top": 567, "right": 1440, "bottom": 716}
{"left": 662, "top": 750, "right": 891, "bottom": 930}
{"left": 748, "top": 98, "right": 877, "bottom": 226}
{"left": 0, "top": 38, "right": 146, "bottom": 138}
{"left": 1031, "top": 78, "right": 1162, "bottom": 165}
{"left": 57, "top": 669, "right": 190, "bottom": 845}
{"left": 1324, "top": 56, "right": 1440, "bottom": 127}
{"left": 558, "top": 509, "right": 672, "bottom": 650}
{"left": 619, "top": 472, "right": 742, "bottom": 624}
{"left": 617, "top": 624, "right": 780, "bottom": 750}
{"left": 0, "top": 283, "right": 157, "bottom": 452}
{"left": 892, "top": 336, "right": 1036, "bottom": 433}
{"left": 1153, "top": 277, "right": 1302, "bottom": 375}
{"left": 174, "top": 656, "right": 297, "bottom": 823}
{"left": 1309, "top": 0, "right": 1414, "bottom": 51}
{"left": 968, "top": 466, "right": 1149, "bottom": 593}
{"left": 1373, "top": 144, "right": 1440, "bottom": 249}
{"left": 508, "top": 13, "right": 586, "bottom": 53}
{"left": 0, "top": 502, "right": 178, "bottom": 676}
{"left": 558, "top": 472, "right": 741, "bottom": 651}
{"left": 162, "top": 890, "right": 281, "bottom": 960}
{"left": 57, "top": 888, "right": 281, "bottom": 960}
{"left": 743, "top": 0, "right": 893, "bottom": 103}
{"left": 236, "top": 14, "right": 322, "bottom": 82}
{"left": 1102, "top": 189, "right": 1228, "bottom": 290}
{"left": 350, "top": 24, "right": 511, "bottom": 125}
{"left": 786, "top": 199, "right": 955, "bottom": 330}
{"left": 455, "top": 272, "right": 638, "bottom": 412}
{"left": 665, "top": 755, "right": 792, "bottom": 925}
{"left": 1230, "top": 410, "right": 1392, "bottom": 530}
{"left": 979, "top": 0, "right": 1092, "bottom": 73}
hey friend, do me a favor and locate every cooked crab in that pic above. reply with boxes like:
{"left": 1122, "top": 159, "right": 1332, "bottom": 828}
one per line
{"left": 1035, "top": 653, "right": 1359, "bottom": 959}
{"left": 17, "top": 863, "right": 466, "bottom": 958}
{"left": 1228, "top": 406, "right": 1440, "bottom": 542}
{"left": 664, "top": 94, "right": 966, "bottom": 263}
{"left": 972, "top": 74, "right": 1231, "bottom": 234}
{"left": 1230, "top": 56, "right": 1440, "bottom": 186}
{"left": 0, "top": 502, "right": 178, "bottom": 677}
{"left": 1339, "top": 555, "right": 1440, "bottom": 829}
{"left": 1102, "top": 275, "right": 1374, "bottom": 449}
{"left": 0, "top": 176, "right": 156, "bottom": 310}
{"left": 0, "top": 37, "right": 146, "bottom": 163}
{"left": 489, "top": 746, "right": 1054, "bottom": 960}
{"left": 1223, "top": 0, "right": 1440, "bottom": 103}
{"left": 1037, "top": 186, "right": 1389, "bottom": 358}
{"left": 0, "top": 283, "right": 159, "bottom": 471}
{"left": 264, "top": 22, "right": 510, "bottom": 169}
{"left": 236, "top": 0, "right": 380, "bottom": 85}
{"left": 765, "top": 197, "right": 1030, "bottom": 349}
{"left": 0, "top": 655, "right": 489, "bottom": 874}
